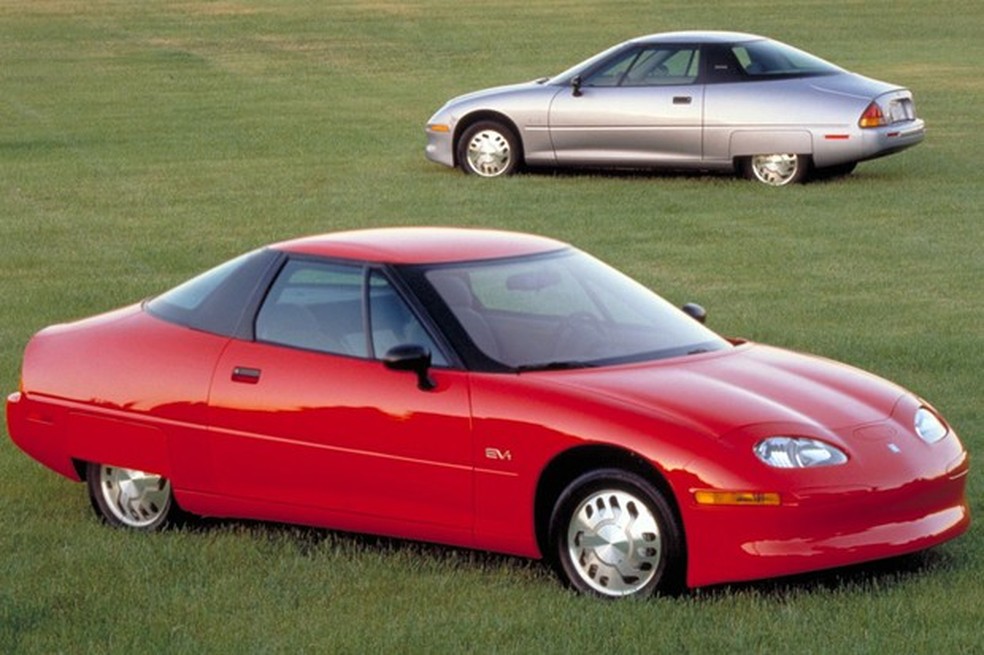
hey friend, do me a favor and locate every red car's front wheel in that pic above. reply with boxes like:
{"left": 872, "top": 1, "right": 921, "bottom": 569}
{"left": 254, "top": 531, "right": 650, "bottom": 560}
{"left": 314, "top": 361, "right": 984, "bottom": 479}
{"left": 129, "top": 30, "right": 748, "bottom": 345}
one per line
{"left": 549, "top": 468, "right": 684, "bottom": 598}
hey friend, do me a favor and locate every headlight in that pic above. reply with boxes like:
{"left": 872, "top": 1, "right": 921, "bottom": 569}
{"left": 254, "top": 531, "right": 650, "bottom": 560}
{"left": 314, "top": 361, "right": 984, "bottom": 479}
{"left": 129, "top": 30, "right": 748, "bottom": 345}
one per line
{"left": 754, "top": 437, "right": 848, "bottom": 468}
{"left": 914, "top": 407, "right": 948, "bottom": 444}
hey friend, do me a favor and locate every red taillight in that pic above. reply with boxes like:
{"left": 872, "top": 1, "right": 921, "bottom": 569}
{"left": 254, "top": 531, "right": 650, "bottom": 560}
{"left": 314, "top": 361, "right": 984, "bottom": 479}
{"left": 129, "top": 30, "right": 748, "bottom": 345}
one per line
{"left": 859, "top": 102, "right": 885, "bottom": 128}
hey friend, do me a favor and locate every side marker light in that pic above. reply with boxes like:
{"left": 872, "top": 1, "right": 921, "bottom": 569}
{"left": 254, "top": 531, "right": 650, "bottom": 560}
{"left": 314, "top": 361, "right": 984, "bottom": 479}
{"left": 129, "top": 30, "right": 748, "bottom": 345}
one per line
{"left": 694, "top": 490, "right": 781, "bottom": 506}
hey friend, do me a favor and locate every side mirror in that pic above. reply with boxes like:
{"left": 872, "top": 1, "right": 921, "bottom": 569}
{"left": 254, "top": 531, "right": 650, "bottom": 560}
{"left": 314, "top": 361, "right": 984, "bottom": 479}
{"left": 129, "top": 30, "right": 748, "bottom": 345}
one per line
{"left": 383, "top": 344, "right": 436, "bottom": 391}
{"left": 681, "top": 302, "right": 707, "bottom": 324}
{"left": 571, "top": 75, "right": 583, "bottom": 97}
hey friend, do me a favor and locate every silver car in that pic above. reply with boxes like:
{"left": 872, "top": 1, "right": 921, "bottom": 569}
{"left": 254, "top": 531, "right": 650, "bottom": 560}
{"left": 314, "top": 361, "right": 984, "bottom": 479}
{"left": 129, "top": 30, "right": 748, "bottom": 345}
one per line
{"left": 424, "top": 31, "right": 925, "bottom": 186}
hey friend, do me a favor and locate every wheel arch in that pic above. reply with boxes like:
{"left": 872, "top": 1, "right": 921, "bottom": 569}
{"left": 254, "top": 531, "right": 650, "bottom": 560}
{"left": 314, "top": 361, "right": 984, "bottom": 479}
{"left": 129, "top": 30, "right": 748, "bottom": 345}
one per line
{"left": 452, "top": 111, "right": 525, "bottom": 167}
{"left": 729, "top": 129, "right": 813, "bottom": 159}
{"left": 533, "top": 444, "right": 687, "bottom": 561}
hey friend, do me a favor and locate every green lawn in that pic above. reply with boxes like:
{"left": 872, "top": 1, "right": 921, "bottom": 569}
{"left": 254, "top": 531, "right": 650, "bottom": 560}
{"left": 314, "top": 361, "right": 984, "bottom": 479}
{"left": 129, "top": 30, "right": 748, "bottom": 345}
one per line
{"left": 1, "top": 1, "right": 981, "bottom": 652}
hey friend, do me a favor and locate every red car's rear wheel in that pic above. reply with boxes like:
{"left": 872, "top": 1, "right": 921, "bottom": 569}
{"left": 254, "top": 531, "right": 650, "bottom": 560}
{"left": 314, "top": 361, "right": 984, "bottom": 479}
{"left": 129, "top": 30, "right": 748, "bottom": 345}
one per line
{"left": 86, "top": 462, "right": 178, "bottom": 530}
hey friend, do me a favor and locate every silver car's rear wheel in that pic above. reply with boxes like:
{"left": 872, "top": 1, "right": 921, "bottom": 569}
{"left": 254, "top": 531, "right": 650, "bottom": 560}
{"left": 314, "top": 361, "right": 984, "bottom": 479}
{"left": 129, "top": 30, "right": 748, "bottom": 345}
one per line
{"left": 86, "top": 462, "right": 176, "bottom": 530}
{"left": 549, "top": 469, "right": 683, "bottom": 598}
{"left": 457, "top": 121, "right": 520, "bottom": 177}
{"left": 744, "top": 153, "right": 809, "bottom": 186}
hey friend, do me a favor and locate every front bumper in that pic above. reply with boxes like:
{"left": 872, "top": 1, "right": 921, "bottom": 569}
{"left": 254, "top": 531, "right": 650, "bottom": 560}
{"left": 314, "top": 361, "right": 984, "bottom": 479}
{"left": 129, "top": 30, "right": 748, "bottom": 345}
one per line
{"left": 424, "top": 123, "right": 455, "bottom": 168}
{"left": 683, "top": 443, "right": 969, "bottom": 588}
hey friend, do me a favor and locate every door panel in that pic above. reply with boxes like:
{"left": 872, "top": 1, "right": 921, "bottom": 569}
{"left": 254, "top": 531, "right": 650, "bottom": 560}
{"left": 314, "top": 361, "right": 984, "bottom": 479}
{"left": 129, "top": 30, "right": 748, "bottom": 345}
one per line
{"left": 548, "top": 45, "right": 704, "bottom": 164}
{"left": 207, "top": 340, "right": 473, "bottom": 535}
{"left": 548, "top": 85, "right": 704, "bottom": 164}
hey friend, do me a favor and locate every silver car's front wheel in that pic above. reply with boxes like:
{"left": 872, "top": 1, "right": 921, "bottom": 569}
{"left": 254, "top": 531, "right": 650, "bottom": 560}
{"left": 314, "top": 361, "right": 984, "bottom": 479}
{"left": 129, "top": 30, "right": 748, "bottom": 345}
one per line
{"left": 549, "top": 469, "right": 683, "bottom": 598}
{"left": 86, "top": 462, "right": 176, "bottom": 530}
{"left": 457, "top": 121, "right": 520, "bottom": 177}
{"left": 744, "top": 153, "right": 809, "bottom": 186}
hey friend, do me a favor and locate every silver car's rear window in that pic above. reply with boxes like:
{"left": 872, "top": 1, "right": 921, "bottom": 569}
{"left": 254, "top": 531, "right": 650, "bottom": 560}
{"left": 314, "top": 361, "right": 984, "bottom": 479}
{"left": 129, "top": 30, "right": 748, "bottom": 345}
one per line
{"left": 733, "top": 40, "right": 843, "bottom": 77}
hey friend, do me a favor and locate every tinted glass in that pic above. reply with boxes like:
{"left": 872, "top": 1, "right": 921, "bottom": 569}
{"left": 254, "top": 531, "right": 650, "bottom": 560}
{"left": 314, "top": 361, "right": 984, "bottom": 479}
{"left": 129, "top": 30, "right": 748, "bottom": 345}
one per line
{"left": 732, "top": 39, "right": 842, "bottom": 77}
{"left": 548, "top": 42, "right": 628, "bottom": 84}
{"left": 582, "top": 46, "right": 699, "bottom": 87}
{"left": 423, "top": 249, "right": 730, "bottom": 369}
{"left": 254, "top": 260, "right": 449, "bottom": 364}
{"left": 621, "top": 47, "right": 699, "bottom": 86}
{"left": 369, "top": 270, "right": 448, "bottom": 366}
{"left": 146, "top": 248, "right": 279, "bottom": 337}
{"left": 255, "top": 260, "right": 368, "bottom": 357}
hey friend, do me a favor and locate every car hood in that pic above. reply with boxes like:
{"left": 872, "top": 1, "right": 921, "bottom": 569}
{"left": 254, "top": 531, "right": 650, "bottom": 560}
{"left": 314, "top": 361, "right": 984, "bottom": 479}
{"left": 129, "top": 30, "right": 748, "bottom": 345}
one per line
{"left": 808, "top": 72, "right": 904, "bottom": 100}
{"left": 543, "top": 343, "right": 906, "bottom": 437}
{"left": 444, "top": 79, "right": 554, "bottom": 107}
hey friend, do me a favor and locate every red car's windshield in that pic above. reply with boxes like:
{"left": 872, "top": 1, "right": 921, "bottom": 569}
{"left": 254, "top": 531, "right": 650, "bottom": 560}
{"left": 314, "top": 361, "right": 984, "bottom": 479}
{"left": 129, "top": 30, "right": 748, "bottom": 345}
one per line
{"left": 416, "top": 249, "right": 730, "bottom": 370}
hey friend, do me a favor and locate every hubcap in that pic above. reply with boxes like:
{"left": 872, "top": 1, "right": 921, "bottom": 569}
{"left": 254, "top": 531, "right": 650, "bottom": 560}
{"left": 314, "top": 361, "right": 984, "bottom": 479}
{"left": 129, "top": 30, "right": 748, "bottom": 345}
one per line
{"left": 465, "top": 129, "right": 511, "bottom": 177}
{"left": 566, "top": 489, "right": 662, "bottom": 596}
{"left": 99, "top": 466, "right": 171, "bottom": 528}
{"left": 751, "top": 153, "right": 799, "bottom": 186}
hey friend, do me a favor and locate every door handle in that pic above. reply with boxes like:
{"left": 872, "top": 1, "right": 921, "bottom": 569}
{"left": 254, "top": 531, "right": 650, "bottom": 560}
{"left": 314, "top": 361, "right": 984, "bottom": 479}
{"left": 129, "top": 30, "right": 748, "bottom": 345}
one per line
{"left": 673, "top": 96, "right": 692, "bottom": 105}
{"left": 231, "top": 367, "right": 261, "bottom": 384}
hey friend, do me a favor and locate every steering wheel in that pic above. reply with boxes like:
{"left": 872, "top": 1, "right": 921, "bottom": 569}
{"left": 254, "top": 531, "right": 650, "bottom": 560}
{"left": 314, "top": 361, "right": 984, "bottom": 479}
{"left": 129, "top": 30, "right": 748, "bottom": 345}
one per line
{"left": 552, "top": 312, "right": 608, "bottom": 360}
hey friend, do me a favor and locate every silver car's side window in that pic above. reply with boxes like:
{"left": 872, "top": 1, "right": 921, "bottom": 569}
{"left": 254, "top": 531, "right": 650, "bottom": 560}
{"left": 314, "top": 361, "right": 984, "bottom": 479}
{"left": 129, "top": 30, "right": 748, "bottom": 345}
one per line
{"left": 622, "top": 48, "right": 699, "bottom": 86}
{"left": 584, "top": 46, "right": 699, "bottom": 87}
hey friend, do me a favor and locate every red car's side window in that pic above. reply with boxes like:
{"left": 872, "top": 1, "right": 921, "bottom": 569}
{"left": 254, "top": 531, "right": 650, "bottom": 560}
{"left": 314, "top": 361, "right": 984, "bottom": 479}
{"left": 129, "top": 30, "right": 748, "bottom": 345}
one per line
{"left": 255, "top": 260, "right": 368, "bottom": 357}
{"left": 254, "top": 260, "right": 447, "bottom": 365}
{"left": 368, "top": 270, "right": 448, "bottom": 366}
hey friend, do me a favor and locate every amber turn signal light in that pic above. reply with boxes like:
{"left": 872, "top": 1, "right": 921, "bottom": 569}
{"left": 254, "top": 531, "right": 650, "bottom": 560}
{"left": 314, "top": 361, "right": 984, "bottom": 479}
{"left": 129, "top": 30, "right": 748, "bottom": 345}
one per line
{"left": 694, "top": 490, "right": 781, "bottom": 506}
{"left": 859, "top": 102, "right": 885, "bottom": 128}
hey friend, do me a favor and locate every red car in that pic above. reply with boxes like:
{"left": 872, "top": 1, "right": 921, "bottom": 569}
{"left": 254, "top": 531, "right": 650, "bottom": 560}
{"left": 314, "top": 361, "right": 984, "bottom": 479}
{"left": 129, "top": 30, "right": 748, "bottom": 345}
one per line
{"left": 6, "top": 227, "right": 969, "bottom": 598}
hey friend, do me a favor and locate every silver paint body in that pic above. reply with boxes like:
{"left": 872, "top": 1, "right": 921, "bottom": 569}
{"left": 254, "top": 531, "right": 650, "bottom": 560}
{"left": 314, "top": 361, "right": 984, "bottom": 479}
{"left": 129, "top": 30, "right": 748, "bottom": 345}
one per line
{"left": 425, "top": 31, "right": 924, "bottom": 174}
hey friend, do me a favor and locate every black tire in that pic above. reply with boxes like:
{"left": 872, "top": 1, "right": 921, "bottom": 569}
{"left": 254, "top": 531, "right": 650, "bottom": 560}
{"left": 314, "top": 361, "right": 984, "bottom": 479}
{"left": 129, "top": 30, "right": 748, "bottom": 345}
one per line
{"left": 456, "top": 120, "right": 521, "bottom": 177}
{"left": 742, "top": 153, "right": 811, "bottom": 186}
{"left": 86, "top": 461, "right": 181, "bottom": 530}
{"left": 548, "top": 468, "right": 684, "bottom": 598}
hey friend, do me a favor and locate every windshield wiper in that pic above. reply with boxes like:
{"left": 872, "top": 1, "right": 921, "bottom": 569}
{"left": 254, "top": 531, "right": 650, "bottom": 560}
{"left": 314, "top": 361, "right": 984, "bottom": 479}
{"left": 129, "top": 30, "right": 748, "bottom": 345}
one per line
{"left": 515, "top": 360, "right": 596, "bottom": 373}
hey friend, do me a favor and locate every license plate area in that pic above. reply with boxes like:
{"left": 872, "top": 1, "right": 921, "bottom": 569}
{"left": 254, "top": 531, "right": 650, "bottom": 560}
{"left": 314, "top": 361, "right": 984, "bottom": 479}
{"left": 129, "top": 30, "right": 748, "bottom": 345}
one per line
{"left": 888, "top": 98, "right": 915, "bottom": 123}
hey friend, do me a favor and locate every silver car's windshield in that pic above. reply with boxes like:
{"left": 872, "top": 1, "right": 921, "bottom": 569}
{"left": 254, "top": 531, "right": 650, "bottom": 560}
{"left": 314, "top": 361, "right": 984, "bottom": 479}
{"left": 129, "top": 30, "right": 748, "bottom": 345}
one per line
{"left": 423, "top": 249, "right": 730, "bottom": 370}
{"left": 547, "top": 42, "right": 630, "bottom": 84}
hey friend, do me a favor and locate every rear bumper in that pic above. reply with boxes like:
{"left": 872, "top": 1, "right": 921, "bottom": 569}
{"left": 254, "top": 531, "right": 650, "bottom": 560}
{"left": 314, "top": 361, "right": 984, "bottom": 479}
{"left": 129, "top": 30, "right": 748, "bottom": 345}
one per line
{"left": 811, "top": 118, "right": 925, "bottom": 168}
{"left": 6, "top": 391, "right": 81, "bottom": 481}
{"left": 859, "top": 118, "right": 926, "bottom": 161}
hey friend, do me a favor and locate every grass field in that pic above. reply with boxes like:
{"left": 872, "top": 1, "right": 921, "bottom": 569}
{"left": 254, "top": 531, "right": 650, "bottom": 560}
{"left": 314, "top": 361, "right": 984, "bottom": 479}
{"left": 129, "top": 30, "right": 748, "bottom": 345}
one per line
{"left": 1, "top": 1, "right": 981, "bottom": 652}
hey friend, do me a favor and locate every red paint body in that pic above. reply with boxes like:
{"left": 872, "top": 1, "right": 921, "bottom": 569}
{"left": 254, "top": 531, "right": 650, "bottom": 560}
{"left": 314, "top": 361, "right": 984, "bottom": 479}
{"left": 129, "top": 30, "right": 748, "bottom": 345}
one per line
{"left": 6, "top": 228, "right": 969, "bottom": 588}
